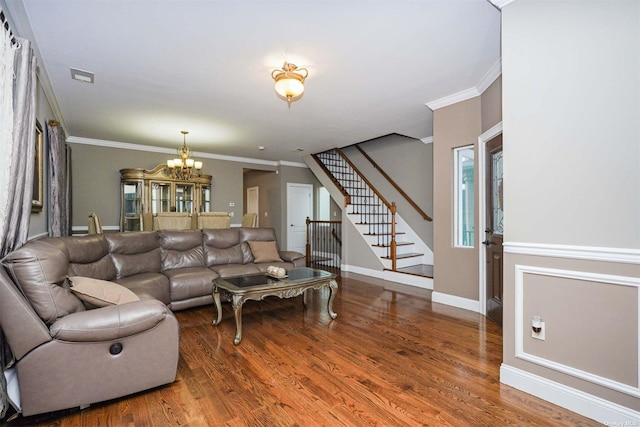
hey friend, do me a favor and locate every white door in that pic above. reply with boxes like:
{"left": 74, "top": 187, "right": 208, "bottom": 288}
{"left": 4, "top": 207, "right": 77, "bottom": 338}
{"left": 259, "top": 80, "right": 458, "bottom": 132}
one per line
{"left": 287, "top": 183, "right": 313, "bottom": 253}
{"left": 246, "top": 186, "right": 259, "bottom": 227}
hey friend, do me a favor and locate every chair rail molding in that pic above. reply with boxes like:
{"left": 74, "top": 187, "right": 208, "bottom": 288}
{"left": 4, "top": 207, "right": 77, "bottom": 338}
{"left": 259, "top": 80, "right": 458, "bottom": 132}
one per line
{"left": 504, "top": 242, "right": 640, "bottom": 265}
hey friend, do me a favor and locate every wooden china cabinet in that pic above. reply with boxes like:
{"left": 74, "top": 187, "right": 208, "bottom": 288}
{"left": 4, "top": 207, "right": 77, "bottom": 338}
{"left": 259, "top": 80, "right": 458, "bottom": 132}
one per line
{"left": 120, "top": 164, "right": 212, "bottom": 232}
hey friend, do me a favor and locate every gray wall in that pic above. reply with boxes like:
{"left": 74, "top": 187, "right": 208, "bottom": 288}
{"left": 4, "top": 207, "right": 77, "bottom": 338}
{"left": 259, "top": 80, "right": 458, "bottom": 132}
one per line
{"left": 342, "top": 134, "right": 434, "bottom": 248}
{"left": 70, "top": 143, "right": 280, "bottom": 231}
{"left": 501, "top": 0, "right": 639, "bottom": 417}
{"left": 432, "top": 97, "right": 483, "bottom": 301}
{"left": 431, "top": 76, "right": 502, "bottom": 302}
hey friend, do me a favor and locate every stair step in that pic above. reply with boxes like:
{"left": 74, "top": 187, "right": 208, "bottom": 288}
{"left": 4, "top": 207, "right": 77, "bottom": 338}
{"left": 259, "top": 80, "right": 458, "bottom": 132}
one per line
{"left": 363, "top": 231, "right": 406, "bottom": 236}
{"left": 381, "top": 252, "right": 423, "bottom": 260}
{"left": 389, "top": 264, "right": 434, "bottom": 279}
{"left": 372, "top": 241, "right": 413, "bottom": 248}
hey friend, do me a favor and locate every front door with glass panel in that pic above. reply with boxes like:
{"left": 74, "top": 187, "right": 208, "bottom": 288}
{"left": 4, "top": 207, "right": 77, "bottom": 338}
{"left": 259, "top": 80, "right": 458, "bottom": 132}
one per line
{"left": 484, "top": 135, "right": 503, "bottom": 326}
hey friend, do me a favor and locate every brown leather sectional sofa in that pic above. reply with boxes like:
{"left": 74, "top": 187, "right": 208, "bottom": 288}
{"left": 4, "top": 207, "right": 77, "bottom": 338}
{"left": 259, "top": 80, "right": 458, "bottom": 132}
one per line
{"left": 0, "top": 227, "right": 304, "bottom": 417}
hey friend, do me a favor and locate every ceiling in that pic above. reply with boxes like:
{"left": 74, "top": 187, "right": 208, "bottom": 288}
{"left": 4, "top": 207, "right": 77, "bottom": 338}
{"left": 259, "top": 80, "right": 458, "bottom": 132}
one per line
{"left": 7, "top": 0, "right": 501, "bottom": 163}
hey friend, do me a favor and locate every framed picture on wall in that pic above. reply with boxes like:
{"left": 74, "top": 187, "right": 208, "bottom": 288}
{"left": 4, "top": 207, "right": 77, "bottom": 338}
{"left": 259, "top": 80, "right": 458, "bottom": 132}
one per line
{"left": 31, "top": 120, "right": 44, "bottom": 212}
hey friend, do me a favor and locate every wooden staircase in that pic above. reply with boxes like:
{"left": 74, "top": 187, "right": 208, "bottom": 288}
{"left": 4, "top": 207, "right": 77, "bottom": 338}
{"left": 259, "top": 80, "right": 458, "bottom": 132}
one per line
{"left": 313, "top": 149, "right": 433, "bottom": 282}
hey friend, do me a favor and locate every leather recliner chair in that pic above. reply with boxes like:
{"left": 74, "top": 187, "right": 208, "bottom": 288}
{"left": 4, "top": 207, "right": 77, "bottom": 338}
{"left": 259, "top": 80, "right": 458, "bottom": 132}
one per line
{"left": 0, "top": 239, "right": 179, "bottom": 417}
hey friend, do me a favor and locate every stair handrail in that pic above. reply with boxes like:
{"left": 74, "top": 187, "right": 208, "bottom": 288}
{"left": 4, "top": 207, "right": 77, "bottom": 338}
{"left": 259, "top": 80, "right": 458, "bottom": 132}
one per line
{"left": 355, "top": 145, "right": 432, "bottom": 222}
{"left": 334, "top": 148, "right": 398, "bottom": 270}
{"left": 311, "top": 154, "right": 351, "bottom": 206}
{"left": 334, "top": 148, "right": 392, "bottom": 209}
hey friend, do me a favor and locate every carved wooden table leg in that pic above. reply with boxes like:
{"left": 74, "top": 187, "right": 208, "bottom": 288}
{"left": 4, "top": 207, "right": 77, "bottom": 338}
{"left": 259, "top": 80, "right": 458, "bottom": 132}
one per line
{"left": 232, "top": 295, "right": 245, "bottom": 345}
{"left": 327, "top": 279, "right": 338, "bottom": 319}
{"left": 212, "top": 285, "right": 222, "bottom": 326}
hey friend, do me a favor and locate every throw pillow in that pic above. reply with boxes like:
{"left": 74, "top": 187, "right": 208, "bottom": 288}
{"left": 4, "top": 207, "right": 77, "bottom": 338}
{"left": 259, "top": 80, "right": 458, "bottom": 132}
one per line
{"left": 68, "top": 276, "right": 140, "bottom": 307}
{"left": 247, "top": 240, "right": 283, "bottom": 263}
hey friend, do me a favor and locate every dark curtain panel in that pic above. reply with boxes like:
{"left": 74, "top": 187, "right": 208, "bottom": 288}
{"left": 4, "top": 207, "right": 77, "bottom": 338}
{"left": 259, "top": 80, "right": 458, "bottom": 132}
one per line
{"left": 0, "top": 36, "right": 37, "bottom": 420}
{"left": 47, "top": 122, "right": 70, "bottom": 237}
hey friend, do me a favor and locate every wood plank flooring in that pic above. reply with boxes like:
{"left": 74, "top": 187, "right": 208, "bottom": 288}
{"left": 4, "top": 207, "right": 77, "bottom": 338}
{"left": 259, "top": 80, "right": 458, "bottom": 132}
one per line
{"left": 8, "top": 272, "right": 599, "bottom": 426}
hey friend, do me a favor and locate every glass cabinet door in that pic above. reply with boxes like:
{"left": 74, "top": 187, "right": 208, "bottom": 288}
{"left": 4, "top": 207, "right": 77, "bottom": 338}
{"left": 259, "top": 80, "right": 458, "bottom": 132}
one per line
{"left": 201, "top": 185, "right": 211, "bottom": 212}
{"left": 151, "top": 182, "right": 172, "bottom": 213}
{"left": 122, "top": 181, "right": 142, "bottom": 231}
{"left": 175, "top": 183, "right": 194, "bottom": 213}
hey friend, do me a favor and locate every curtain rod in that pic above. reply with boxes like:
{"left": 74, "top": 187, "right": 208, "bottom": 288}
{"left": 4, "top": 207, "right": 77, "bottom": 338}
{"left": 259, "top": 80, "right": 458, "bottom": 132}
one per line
{"left": 0, "top": 10, "right": 19, "bottom": 46}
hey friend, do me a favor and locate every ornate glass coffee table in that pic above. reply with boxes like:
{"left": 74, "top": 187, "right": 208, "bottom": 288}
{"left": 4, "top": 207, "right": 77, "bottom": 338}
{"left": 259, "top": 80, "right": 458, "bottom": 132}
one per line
{"left": 212, "top": 267, "right": 338, "bottom": 345}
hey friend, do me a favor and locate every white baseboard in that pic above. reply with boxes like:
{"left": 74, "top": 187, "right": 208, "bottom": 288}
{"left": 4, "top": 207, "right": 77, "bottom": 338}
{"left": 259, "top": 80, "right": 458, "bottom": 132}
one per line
{"left": 342, "top": 264, "right": 384, "bottom": 279}
{"left": 383, "top": 270, "right": 433, "bottom": 290}
{"left": 501, "top": 364, "right": 640, "bottom": 425}
{"left": 342, "top": 265, "right": 433, "bottom": 290}
{"left": 431, "top": 291, "right": 480, "bottom": 313}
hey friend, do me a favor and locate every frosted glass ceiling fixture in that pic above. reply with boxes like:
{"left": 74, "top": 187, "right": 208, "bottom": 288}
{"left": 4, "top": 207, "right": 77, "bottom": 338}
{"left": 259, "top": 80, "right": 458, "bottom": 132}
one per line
{"left": 165, "top": 131, "right": 203, "bottom": 180}
{"left": 271, "top": 62, "right": 309, "bottom": 107}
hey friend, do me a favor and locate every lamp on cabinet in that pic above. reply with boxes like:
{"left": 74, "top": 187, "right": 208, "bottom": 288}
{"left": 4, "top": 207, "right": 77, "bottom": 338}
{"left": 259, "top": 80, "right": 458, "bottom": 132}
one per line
{"left": 165, "top": 131, "right": 203, "bottom": 181}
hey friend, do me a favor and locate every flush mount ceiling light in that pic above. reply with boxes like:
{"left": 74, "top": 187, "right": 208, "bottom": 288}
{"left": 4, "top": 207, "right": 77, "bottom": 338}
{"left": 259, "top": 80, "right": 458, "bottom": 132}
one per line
{"left": 271, "top": 62, "right": 308, "bottom": 107}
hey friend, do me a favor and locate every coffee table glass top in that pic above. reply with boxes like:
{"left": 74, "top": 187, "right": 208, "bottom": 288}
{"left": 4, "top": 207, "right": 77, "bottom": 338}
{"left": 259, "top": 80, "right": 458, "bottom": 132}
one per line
{"left": 216, "top": 267, "right": 334, "bottom": 291}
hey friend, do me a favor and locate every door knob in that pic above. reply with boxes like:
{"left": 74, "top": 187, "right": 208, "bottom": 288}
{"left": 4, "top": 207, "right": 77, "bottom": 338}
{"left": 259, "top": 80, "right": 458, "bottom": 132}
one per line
{"left": 482, "top": 240, "right": 495, "bottom": 246}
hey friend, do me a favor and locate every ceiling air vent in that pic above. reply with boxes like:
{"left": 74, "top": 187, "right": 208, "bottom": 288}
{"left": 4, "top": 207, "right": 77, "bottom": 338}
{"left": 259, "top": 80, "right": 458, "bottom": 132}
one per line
{"left": 70, "top": 68, "right": 95, "bottom": 84}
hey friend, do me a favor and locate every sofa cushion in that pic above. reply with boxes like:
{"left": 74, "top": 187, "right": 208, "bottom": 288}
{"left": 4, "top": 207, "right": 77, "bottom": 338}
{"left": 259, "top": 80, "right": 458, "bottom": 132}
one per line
{"left": 105, "top": 231, "right": 159, "bottom": 255}
{"left": 115, "top": 272, "right": 171, "bottom": 305}
{"left": 206, "top": 244, "right": 244, "bottom": 266}
{"left": 106, "top": 232, "right": 161, "bottom": 279}
{"left": 63, "top": 235, "right": 117, "bottom": 280}
{"left": 111, "top": 249, "right": 162, "bottom": 279}
{"left": 203, "top": 228, "right": 244, "bottom": 266}
{"left": 68, "top": 276, "right": 140, "bottom": 307}
{"left": 210, "top": 264, "right": 261, "bottom": 278}
{"left": 239, "top": 227, "right": 279, "bottom": 264}
{"left": 203, "top": 228, "right": 240, "bottom": 249}
{"left": 239, "top": 227, "right": 278, "bottom": 244}
{"left": 159, "top": 230, "right": 205, "bottom": 271}
{"left": 162, "top": 267, "right": 217, "bottom": 303}
{"left": 1, "top": 239, "right": 85, "bottom": 325}
{"left": 247, "top": 240, "right": 284, "bottom": 263}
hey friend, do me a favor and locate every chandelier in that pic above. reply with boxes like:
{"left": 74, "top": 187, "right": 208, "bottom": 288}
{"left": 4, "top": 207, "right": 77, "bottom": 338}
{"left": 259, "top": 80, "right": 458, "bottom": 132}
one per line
{"left": 165, "top": 131, "right": 203, "bottom": 180}
{"left": 271, "top": 62, "right": 309, "bottom": 107}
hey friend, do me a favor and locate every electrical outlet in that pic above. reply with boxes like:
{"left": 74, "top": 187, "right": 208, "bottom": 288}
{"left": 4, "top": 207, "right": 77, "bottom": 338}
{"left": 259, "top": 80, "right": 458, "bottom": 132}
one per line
{"left": 532, "top": 321, "right": 545, "bottom": 340}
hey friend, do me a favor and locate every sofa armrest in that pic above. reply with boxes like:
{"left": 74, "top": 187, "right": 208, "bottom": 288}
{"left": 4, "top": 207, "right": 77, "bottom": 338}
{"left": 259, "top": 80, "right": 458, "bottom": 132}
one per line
{"left": 49, "top": 299, "right": 170, "bottom": 342}
{"left": 279, "top": 251, "right": 305, "bottom": 262}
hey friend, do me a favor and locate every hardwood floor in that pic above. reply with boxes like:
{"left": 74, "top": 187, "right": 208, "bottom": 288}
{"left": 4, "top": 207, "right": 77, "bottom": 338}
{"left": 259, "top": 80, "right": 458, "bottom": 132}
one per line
{"left": 8, "top": 272, "right": 599, "bottom": 426}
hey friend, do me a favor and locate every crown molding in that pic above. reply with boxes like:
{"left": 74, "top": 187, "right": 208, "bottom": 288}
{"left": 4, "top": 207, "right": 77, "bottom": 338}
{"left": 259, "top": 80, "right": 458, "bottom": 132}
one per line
{"left": 425, "top": 57, "right": 502, "bottom": 111}
{"left": 66, "top": 136, "right": 307, "bottom": 168}
{"left": 487, "top": 0, "right": 517, "bottom": 10}
{"left": 476, "top": 57, "right": 502, "bottom": 94}
{"left": 278, "top": 160, "right": 308, "bottom": 168}
{"left": 426, "top": 87, "right": 481, "bottom": 111}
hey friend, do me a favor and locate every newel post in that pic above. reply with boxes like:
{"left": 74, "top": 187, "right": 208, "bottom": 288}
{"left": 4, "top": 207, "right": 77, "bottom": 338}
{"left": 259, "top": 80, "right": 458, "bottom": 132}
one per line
{"left": 390, "top": 203, "right": 397, "bottom": 271}
{"left": 305, "top": 217, "right": 311, "bottom": 267}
